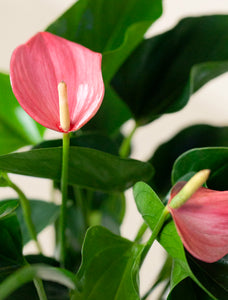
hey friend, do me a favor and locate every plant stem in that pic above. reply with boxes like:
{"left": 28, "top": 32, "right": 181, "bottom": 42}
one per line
{"left": 33, "top": 278, "right": 47, "bottom": 300}
{"left": 140, "top": 206, "right": 170, "bottom": 265}
{"left": 3, "top": 174, "right": 42, "bottom": 253}
{"left": 119, "top": 122, "right": 138, "bottom": 158}
{"left": 134, "top": 222, "right": 148, "bottom": 243}
{"left": 59, "top": 132, "right": 70, "bottom": 267}
{"left": 73, "top": 185, "right": 88, "bottom": 230}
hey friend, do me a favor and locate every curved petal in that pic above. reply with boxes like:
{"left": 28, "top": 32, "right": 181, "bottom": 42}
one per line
{"left": 168, "top": 182, "right": 228, "bottom": 263}
{"left": 10, "top": 32, "right": 104, "bottom": 132}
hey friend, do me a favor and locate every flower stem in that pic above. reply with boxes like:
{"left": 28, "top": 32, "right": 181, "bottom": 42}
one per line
{"left": 59, "top": 132, "right": 70, "bottom": 267}
{"left": 134, "top": 222, "right": 148, "bottom": 243}
{"left": 119, "top": 122, "right": 138, "bottom": 158}
{"left": 140, "top": 206, "right": 170, "bottom": 265}
{"left": 33, "top": 278, "right": 47, "bottom": 300}
{"left": 3, "top": 174, "right": 42, "bottom": 253}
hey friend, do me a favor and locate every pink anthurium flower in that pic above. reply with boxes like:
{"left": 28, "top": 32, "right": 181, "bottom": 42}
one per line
{"left": 168, "top": 181, "right": 228, "bottom": 263}
{"left": 10, "top": 32, "right": 104, "bottom": 132}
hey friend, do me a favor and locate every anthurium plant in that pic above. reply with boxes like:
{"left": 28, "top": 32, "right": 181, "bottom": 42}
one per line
{"left": 0, "top": 1, "right": 228, "bottom": 299}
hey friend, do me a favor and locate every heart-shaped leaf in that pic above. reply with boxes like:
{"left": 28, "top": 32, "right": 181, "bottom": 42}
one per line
{"left": 72, "top": 226, "right": 143, "bottom": 300}
{"left": 0, "top": 146, "right": 153, "bottom": 192}
{"left": 112, "top": 15, "right": 228, "bottom": 124}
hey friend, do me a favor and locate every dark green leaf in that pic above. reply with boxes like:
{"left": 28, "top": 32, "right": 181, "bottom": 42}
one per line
{"left": 0, "top": 146, "right": 153, "bottom": 192}
{"left": 34, "top": 132, "right": 119, "bottom": 155}
{"left": 0, "top": 214, "right": 24, "bottom": 282}
{"left": 15, "top": 200, "right": 59, "bottom": 245}
{"left": 47, "top": 0, "right": 162, "bottom": 81}
{"left": 172, "top": 147, "right": 228, "bottom": 190}
{"left": 83, "top": 85, "right": 132, "bottom": 134}
{"left": 186, "top": 253, "right": 228, "bottom": 299}
{"left": 168, "top": 277, "right": 213, "bottom": 300}
{"left": 149, "top": 125, "right": 228, "bottom": 197}
{"left": 112, "top": 15, "right": 228, "bottom": 124}
{"left": 0, "top": 73, "right": 45, "bottom": 155}
{"left": 72, "top": 226, "right": 143, "bottom": 300}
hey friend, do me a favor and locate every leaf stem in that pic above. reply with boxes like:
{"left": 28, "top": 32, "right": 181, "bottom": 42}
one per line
{"left": 140, "top": 206, "right": 170, "bottom": 265}
{"left": 134, "top": 222, "right": 148, "bottom": 243}
{"left": 119, "top": 122, "right": 138, "bottom": 158}
{"left": 3, "top": 174, "right": 42, "bottom": 253}
{"left": 33, "top": 278, "right": 47, "bottom": 300}
{"left": 59, "top": 132, "right": 70, "bottom": 267}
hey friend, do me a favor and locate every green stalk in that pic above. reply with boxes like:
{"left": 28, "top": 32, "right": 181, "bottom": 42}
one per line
{"left": 119, "top": 122, "right": 138, "bottom": 158}
{"left": 140, "top": 206, "right": 170, "bottom": 265}
{"left": 134, "top": 222, "right": 148, "bottom": 243}
{"left": 33, "top": 278, "right": 47, "bottom": 300}
{"left": 3, "top": 174, "right": 42, "bottom": 253}
{"left": 59, "top": 132, "right": 70, "bottom": 267}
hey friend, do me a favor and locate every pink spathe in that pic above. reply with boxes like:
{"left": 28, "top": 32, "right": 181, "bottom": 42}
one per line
{"left": 168, "top": 181, "right": 228, "bottom": 263}
{"left": 10, "top": 32, "right": 104, "bottom": 132}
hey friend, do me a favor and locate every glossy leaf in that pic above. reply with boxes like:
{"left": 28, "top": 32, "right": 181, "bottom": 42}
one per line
{"left": 172, "top": 147, "right": 228, "bottom": 190}
{"left": 72, "top": 226, "right": 143, "bottom": 300}
{"left": 47, "top": 0, "right": 163, "bottom": 81}
{"left": 0, "top": 146, "right": 153, "bottom": 192}
{"left": 16, "top": 200, "right": 59, "bottom": 245}
{"left": 0, "top": 73, "right": 45, "bottom": 155}
{"left": 112, "top": 15, "right": 228, "bottom": 124}
{"left": 149, "top": 124, "right": 228, "bottom": 197}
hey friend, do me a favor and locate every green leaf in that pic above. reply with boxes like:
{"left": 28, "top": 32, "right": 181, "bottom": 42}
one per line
{"left": 149, "top": 125, "right": 228, "bottom": 197}
{"left": 83, "top": 85, "right": 132, "bottom": 134}
{"left": 168, "top": 277, "right": 213, "bottom": 300}
{"left": 133, "top": 182, "right": 217, "bottom": 299}
{"left": 72, "top": 226, "right": 143, "bottom": 300}
{"left": 47, "top": 0, "right": 162, "bottom": 81}
{"left": 0, "top": 73, "right": 45, "bottom": 154}
{"left": 0, "top": 200, "right": 19, "bottom": 220}
{"left": 35, "top": 132, "right": 120, "bottom": 155}
{"left": 186, "top": 253, "right": 228, "bottom": 299}
{"left": 0, "top": 146, "right": 153, "bottom": 192}
{"left": 15, "top": 200, "right": 59, "bottom": 245}
{"left": 112, "top": 15, "right": 228, "bottom": 124}
{"left": 172, "top": 147, "right": 228, "bottom": 190}
{"left": 0, "top": 214, "right": 24, "bottom": 282}
{"left": 133, "top": 182, "right": 185, "bottom": 261}
{"left": 0, "top": 264, "right": 76, "bottom": 300}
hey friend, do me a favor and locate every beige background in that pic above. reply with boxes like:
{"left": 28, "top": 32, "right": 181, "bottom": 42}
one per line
{"left": 0, "top": 1, "right": 228, "bottom": 299}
